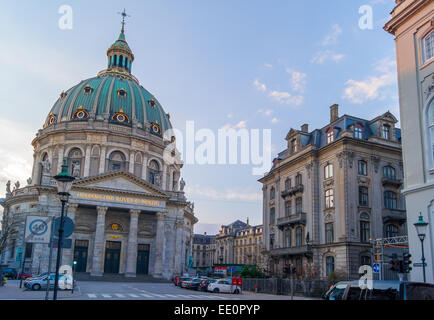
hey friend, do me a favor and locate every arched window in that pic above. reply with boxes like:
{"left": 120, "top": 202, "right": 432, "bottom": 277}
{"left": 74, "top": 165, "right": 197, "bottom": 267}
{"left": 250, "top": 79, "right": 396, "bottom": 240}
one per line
{"left": 119, "top": 55, "right": 124, "bottom": 67}
{"left": 108, "top": 151, "right": 126, "bottom": 172}
{"left": 358, "top": 160, "right": 368, "bottom": 176}
{"left": 361, "top": 255, "right": 371, "bottom": 267}
{"left": 125, "top": 57, "right": 128, "bottom": 70}
{"left": 428, "top": 100, "right": 434, "bottom": 167}
{"left": 324, "top": 163, "right": 333, "bottom": 179}
{"left": 423, "top": 30, "right": 434, "bottom": 63}
{"left": 360, "top": 213, "right": 370, "bottom": 243}
{"left": 326, "top": 128, "right": 334, "bottom": 144}
{"left": 383, "top": 166, "right": 396, "bottom": 179}
{"left": 269, "top": 207, "right": 275, "bottom": 224}
{"left": 382, "top": 124, "right": 391, "bottom": 140}
{"left": 284, "top": 229, "right": 291, "bottom": 248}
{"left": 326, "top": 256, "right": 335, "bottom": 276}
{"left": 359, "top": 186, "right": 369, "bottom": 206}
{"left": 384, "top": 191, "right": 398, "bottom": 209}
{"left": 67, "top": 148, "right": 83, "bottom": 177}
{"left": 270, "top": 187, "right": 275, "bottom": 200}
{"left": 113, "top": 55, "right": 118, "bottom": 66}
{"left": 148, "top": 160, "right": 160, "bottom": 185}
{"left": 295, "top": 173, "right": 302, "bottom": 186}
{"left": 295, "top": 227, "right": 303, "bottom": 246}
{"left": 354, "top": 125, "right": 363, "bottom": 139}
{"left": 386, "top": 224, "right": 399, "bottom": 238}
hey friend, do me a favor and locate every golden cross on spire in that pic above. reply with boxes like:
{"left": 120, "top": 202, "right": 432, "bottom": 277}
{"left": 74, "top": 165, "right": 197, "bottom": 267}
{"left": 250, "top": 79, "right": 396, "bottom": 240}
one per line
{"left": 118, "top": 8, "right": 130, "bottom": 33}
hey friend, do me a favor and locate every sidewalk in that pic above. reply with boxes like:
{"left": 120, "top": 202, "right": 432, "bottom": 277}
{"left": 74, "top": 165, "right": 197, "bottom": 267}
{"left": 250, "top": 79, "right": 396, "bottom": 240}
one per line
{"left": 0, "top": 280, "right": 82, "bottom": 300}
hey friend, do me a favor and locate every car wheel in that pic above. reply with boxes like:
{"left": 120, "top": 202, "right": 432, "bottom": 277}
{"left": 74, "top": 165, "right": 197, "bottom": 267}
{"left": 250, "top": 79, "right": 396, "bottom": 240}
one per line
{"left": 213, "top": 288, "right": 220, "bottom": 293}
{"left": 32, "top": 284, "right": 41, "bottom": 291}
{"left": 234, "top": 289, "right": 240, "bottom": 294}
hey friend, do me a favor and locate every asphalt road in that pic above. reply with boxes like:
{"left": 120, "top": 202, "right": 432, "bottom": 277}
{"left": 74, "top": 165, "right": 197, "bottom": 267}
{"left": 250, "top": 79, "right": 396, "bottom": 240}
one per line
{"left": 0, "top": 280, "right": 316, "bottom": 300}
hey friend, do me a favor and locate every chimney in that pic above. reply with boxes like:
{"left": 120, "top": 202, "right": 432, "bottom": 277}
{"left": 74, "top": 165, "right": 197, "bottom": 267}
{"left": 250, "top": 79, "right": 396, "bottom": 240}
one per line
{"left": 204, "top": 232, "right": 207, "bottom": 235}
{"left": 301, "top": 124, "right": 309, "bottom": 133}
{"left": 330, "top": 104, "right": 339, "bottom": 123}
{"left": 247, "top": 217, "right": 249, "bottom": 226}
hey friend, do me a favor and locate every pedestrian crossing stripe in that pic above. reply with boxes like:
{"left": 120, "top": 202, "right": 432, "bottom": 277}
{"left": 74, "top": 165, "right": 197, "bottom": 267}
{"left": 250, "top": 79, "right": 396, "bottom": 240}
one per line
{"left": 140, "top": 293, "right": 152, "bottom": 298}
{"left": 128, "top": 294, "right": 140, "bottom": 298}
{"left": 115, "top": 294, "right": 125, "bottom": 298}
{"left": 88, "top": 294, "right": 97, "bottom": 298}
{"left": 85, "top": 293, "right": 238, "bottom": 300}
{"left": 101, "top": 294, "right": 112, "bottom": 298}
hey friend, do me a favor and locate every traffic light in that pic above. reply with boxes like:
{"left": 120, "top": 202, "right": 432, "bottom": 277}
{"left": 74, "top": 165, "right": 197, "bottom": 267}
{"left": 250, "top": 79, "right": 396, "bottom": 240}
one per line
{"left": 283, "top": 264, "right": 290, "bottom": 274}
{"left": 389, "top": 253, "right": 400, "bottom": 272}
{"left": 402, "top": 253, "right": 412, "bottom": 273}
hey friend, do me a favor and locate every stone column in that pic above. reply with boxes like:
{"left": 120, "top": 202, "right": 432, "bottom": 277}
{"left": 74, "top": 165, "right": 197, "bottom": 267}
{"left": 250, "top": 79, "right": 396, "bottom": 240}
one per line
{"left": 57, "top": 147, "right": 64, "bottom": 174}
{"left": 153, "top": 212, "right": 166, "bottom": 276}
{"left": 162, "top": 164, "right": 167, "bottom": 190}
{"left": 125, "top": 209, "right": 140, "bottom": 277}
{"left": 129, "top": 152, "right": 135, "bottom": 174}
{"left": 32, "top": 153, "right": 41, "bottom": 185}
{"left": 168, "top": 168, "right": 174, "bottom": 191}
{"left": 83, "top": 144, "right": 92, "bottom": 177}
{"left": 142, "top": 156, "right": 148, "bottom": 181}
{"left": 173, "top": 219, "right": 184, "bottom": 274}
{"left": 91, "top": 206, "right": 107, "bottom": 276}
{"left": 99, "top": 146, "right": 107, "bottom": 174}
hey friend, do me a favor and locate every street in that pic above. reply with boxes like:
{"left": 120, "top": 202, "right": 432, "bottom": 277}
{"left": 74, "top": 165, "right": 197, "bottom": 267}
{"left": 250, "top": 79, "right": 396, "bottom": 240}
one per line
{"left": 0, "top": 280, "right": 316, "bottom": 300}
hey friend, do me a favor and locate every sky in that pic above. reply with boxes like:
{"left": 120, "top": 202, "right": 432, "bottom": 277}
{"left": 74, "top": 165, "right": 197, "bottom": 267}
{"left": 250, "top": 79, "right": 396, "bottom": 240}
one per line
{"left": 0, "top": 0, "right": 399, "bottom": 234}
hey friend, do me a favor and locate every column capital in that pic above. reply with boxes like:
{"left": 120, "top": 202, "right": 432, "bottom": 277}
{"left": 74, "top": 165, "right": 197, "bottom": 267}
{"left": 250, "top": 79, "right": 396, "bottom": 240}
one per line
{"left": 68, "top": 203, "right": 79, "bottom": 213}
{"left": 129, "top": 209, "right": 141, "bottom": 218}
{"left": 96, "top": 206, "right": 108, "bottom": 215}
{"left": 156, "top": 212, "right": 166, "bottom": 220}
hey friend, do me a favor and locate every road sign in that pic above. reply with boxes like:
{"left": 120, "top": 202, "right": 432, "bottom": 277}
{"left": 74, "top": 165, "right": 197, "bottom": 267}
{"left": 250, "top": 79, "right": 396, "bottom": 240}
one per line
{"left": 54, "top": 217, "right": 74, "bottom": 238}
{"left": 15, "top": 247, "right": 23, "bottom": 262}
{"left": 414, "top": 263, "right": 427, "bottom": 267}
{"left": 24, "top": 216, "right": 52, "bottom": 243}
{"left": 373, "top": 263, "right": 381, "bottom": 273}
{"left": 50, "top": 238, "right": 72, "bottom": 249}
{"left": 228, "top": 266, "right": 234, "bottom": 273}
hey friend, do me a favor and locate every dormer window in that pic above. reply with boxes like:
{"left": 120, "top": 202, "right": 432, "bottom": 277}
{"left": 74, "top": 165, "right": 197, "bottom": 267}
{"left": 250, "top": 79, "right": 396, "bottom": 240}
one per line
{"left": 148, "top": 100, "right": 156, "bottom": 108}
{"left": 423, "top": 30, "right": 434, "bottom": 63}
{"left": 382, "top": 124, "right": 390, "bottom": 140}
{"left": 150, "top": 121, "right": 161, "bottom": 134}
{"left": 290, "top": 139, "right": 297, "bottom": 154}
{"left": 73, "top": 106, "right": 89, "bottom": 120}
{"left": 354, "top": 126, "right": 363, "bottom": 139}
{"left": 326, "top": 128, "right": 334, "bottom": 144}
{"left": 83, "top": 86, "right": 93, "bottom": 94}
{"left": 112, "top": 109, "right": 129, "bottom": 123}
{"left": 117, "top": 88, "right": 127, "bottom": 98}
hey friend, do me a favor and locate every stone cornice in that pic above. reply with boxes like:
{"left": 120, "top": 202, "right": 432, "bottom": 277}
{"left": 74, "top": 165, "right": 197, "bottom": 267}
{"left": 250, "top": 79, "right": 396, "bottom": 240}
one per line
{"left": 384, "top": 0, "right": 430, "bottom": 35}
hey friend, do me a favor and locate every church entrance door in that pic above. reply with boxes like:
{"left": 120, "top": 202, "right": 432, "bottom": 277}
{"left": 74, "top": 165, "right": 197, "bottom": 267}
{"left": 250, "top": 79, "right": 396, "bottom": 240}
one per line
{"left": 73, "top": 240, "right": 89, "bottom": 273}
{"left": 136, "top": 244, "right": 150, "bottom": 275}
{"left": 104, "top": 241, "right": 121, "bottom": 274}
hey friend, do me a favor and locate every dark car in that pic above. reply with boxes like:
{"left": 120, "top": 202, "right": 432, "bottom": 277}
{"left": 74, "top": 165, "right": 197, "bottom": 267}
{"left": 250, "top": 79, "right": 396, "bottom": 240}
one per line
{"left": 184, "top": 278, "right": 202, "bottom": 290}
{"left": 199, "top": 279, "right": 216, "bottom": 292}
{"left": 323, "top": 280, "right": 434, "bottom": 300}
{"left": 177, "top": 277, "right": 191, "bottom": 287}
{"left": 1, "top": 268, "right": 18, "bottom": 279}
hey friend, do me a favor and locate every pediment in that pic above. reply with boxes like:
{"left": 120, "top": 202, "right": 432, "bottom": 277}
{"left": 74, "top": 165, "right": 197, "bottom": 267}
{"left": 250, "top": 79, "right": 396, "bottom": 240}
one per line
{"left": 72, "top": 171, "right": 168, "bottom": 198}
{"left": 285, "top": 128, "right": 298, "bottom": 140}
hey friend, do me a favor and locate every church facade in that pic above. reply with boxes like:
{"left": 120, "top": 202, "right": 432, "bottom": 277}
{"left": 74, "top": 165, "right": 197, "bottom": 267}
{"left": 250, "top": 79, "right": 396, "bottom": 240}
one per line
{"left": 0, "top": 25, "right": 197, "bottom": 280}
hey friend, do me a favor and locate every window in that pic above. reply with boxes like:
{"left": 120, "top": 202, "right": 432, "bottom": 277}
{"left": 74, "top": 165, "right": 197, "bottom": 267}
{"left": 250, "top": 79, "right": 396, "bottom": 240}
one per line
{"left": 386, "top": 224, "right": 399, "bottom": 238}
{"left": 358, "top": 160, "right": 368, "bottom": 176}
{"left": 423, "top": 30, "right": 434, "bottom": 63}
{"left": 290, "top": 139, "right": 297, "bottom": 154}
{"left": 109, "top": 151, "right": 126, "bottom": 172}
{"left": 325, "top": 223, "right": 334, "bottom": 244}
{"left": 361, "top": 255, "right": 371, "bottom": 267}
{"left": 383, "top": 166, "right": 396, "bottom": 180}
{"left": 326, "top": 257, "right": 335, "bottom": 276}
{"left": 295, "top": 197, "right": 303, "bottom": 214}
{"left": 429, "top": 101, "right": 434, "bottom": 166}
{"left": 270, "top": 187, "right": 275, "bottom": 200}
{"left": 360, "top": 220, "right": 370, "bottom": 243}
{"left": 382, "top": 124, "right": 390, "bottom": 140}
{"left": 285, "top": 200, "right": 292, "bottom": 217}
{"left": 325, "top": 189, "right": 334, "bottom": 208}
{"left": 24, "top": 243, "right": 33, "bottom": 259}
{"left": 354, "top": 126, "right": 363, "bottom": 139}
{"left": 284, "top": 229, "right": 291, "bottom": 248}
{"left": 384, "top": 191, "right": 398, "bottom": 209}
{"left": 296, "top": 227, "right": 303, "bottom": 246}
{"left": 285, "top": 178, "right": 291, "bottom": 190}
{"left": 67, "top": 148, "right": 83, "bottom": 177}
{"left": 148, "top": 160, "right": 160, "bottom": 184}
{"left": 359, "top": 187, "right": 369, "bottom": 207}
{"left": 269, "top": 207, "right": 275, "bottom": 224}
{"left": 270, "top": 234, "right": 275, "bottom": 249}
{"left": 295, "top": 174, "right": 302, "bottom": 186}
{"left": 324, "top": 164, "right": 334, "bottom": 179}
{"left": 327, "top": 129, "right": 334, "bottom": 144}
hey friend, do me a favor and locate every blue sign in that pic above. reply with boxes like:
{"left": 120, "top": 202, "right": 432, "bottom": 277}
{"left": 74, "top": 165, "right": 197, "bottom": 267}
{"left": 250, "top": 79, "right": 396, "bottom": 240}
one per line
{"left": 228, "top": 266, "right": 234, "bottom": 273}
{"left": 54, "top": 217, "right": 74, "bottom": 238}
{"left": 373, "top": 263, "right": 380, "bottom": 273}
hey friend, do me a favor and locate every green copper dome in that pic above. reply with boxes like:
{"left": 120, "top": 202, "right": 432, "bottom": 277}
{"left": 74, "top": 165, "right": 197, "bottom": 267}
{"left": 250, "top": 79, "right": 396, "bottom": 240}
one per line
{"left": 44, "top": 29, "right": 172, "bottom": 134}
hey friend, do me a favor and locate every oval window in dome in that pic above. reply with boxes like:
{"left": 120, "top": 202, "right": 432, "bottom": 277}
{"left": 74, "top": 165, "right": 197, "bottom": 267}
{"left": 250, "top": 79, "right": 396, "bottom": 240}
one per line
{"left": 83, "top": 85, "right": 94, "bottom": 94}
{"left": 73, "top": 107, "right": 89, "bottom": 120}
{"left": 117, "top": 88, "right": 127, "bottom": 98}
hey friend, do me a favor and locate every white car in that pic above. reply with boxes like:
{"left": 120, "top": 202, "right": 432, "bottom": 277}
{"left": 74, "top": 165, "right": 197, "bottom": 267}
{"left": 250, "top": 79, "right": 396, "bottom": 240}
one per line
{"left": 208, "top": 279, "right": 242, "bottom": 294}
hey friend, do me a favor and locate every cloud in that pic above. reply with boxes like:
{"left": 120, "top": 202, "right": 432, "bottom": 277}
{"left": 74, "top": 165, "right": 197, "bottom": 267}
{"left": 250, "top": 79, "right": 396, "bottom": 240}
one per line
{"left": 286, "top": 68, "right": 307, "bottom": 93}
{"left": 0, "top": 118, "right": 36, "bottom": 198}
{"left": 269, "top": 91, "right": 304, "bottom": 106}
{"left": 322, "top": 24, "right": 342, "bottom": 46}
{"left": 257, "top": 109, "right": 273, "bottom": 116}
{"left": 185, "top": 185, "right": 262, "bottom": 202}
{"left": 220, "top": 120, "right": 247, "bottom": 130}
{"left": 311, "top": 50, "right": 345, "bottom": 64}
{"left": 270, "top": 117, "right": 279, "bottom": 124}
{"left": 342, "top": 57, "right": 397, "bottom": 104}
{"left": 264, "top": 63, "right": 273, "bottom": 68}
{"left": 253, "top": 79, "right": 267, "bottom": 92}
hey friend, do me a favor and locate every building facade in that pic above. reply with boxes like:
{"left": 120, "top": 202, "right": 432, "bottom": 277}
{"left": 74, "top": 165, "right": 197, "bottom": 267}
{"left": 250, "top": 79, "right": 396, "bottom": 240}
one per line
{"left": 385, "top": 0, "right": 434, "bottom": 283}
{"left": 233, "top": 225, "right": 264, "bottom": 269}
{"left": 259, "top": 105, "right": 407, "bottom": 280}
{"left": 192, "top": 233, "right": 216, "bottom": 271}
{"left": 0, "top": 26, "right": 197, "bottom": 280}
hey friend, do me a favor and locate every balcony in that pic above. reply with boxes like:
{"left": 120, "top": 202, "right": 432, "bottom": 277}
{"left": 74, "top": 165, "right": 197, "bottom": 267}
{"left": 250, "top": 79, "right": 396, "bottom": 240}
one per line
{"left": 382, "top": 177, "right": 402, "bottom": 188}
{"left": 281, "top": 184, "right": 304, "bottom": 198}
{"left": 269, "top": 245, "right": 312, "bottom": 257}
{"left": 277, "top": 212, "right": 307, "bottom": 229}
{"left": 382, "top": 209, "right": 406, "bottom": 225}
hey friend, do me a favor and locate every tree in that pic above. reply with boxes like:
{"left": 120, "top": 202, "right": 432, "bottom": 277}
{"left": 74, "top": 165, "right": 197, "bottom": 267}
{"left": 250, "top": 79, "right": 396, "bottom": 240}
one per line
{"left": 327, "top": 269, "right": 347, "bottom": 283}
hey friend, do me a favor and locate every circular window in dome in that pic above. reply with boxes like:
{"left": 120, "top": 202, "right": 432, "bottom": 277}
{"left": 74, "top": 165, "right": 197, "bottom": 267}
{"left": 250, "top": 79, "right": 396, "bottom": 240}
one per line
{"left": 112, "top": 110, "right": 129, "bottom": 123}
{"left": 83, "top": 85, "right": 94, "bottom": 94}
{"left": 151, "top": 121, "right": 161, "bottom": 134}
{"left": 117, "top": 88, "right": 127, "bottom": 98}
{"left": 73, "top": 106, "right": 89, "bottom": 120}
{"left": 46, "top": 113, "right": 57, "bottom": 126}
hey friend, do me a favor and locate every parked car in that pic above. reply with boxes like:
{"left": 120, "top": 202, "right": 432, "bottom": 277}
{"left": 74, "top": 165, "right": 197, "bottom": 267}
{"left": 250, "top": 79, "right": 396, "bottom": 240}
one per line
{"left": 18, "top": 272, "right": 32, "bottom": 280}
{"left": 322, "top": 280, "right": 434, "bottom": 300}
{"left": 208, "top": 278, "right": 242, "bottom": 294}
{"left": 183, "top": 278, "right": 203, "bottom": 290}
{"left": 180, "top": 277, "right": 193, "bottom": 288}
{"left": 1, "top": 268, "right": 17, "bottom": 280}
{"left": 199, "top": 279, "right": 216, "bottom": 292}
{"left": 24, "top": 272, "right": 56, "bottom": 284}
{"left": 25, "top": 274, "right": 75, "bottom": 291}
{"left": 175, "top": 277, "right": 191, "bottom": 287}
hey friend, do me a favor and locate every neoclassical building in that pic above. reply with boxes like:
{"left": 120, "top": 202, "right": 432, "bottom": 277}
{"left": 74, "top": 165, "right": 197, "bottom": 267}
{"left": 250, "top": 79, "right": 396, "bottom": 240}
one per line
{"left": 0, "top": 25, "right": 197, "bottom": 280}
{"left": 259, "top": 105, "right": 407, "bottom": 280}
{"left": 385, "top": 0, "right": 434, "bottom": 284}
{"left": 192, "top": 233, "right": 216, "bottom": 271}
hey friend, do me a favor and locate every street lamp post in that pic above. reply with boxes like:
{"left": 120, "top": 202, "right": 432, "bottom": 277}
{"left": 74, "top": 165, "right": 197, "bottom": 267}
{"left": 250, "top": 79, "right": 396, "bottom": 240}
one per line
{"left": 414, "top": 213, "right": 428, "bottom": 283}
{"left": 52, "top": 160, "right": 75, "bottom": 301}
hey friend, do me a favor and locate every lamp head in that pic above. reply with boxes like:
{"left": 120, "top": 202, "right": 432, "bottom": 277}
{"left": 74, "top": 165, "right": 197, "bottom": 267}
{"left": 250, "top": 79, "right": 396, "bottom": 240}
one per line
{"left": 414, "top": 213, "right": 428, "bottom": 240}
{"left": 53, "top": 160, "right": 75, "bottom": 196}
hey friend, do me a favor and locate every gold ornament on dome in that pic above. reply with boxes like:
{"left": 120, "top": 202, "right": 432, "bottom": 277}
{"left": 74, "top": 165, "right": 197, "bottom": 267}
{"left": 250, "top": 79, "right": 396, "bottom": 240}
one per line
{"left": 73, "top": 106, "right": 89, "bottom": 120}
{"left": 112, "top": 108, "right": 129, "bottom": 123}
{"left": 151, "top": 121, "right": 161, "bottom": 134}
